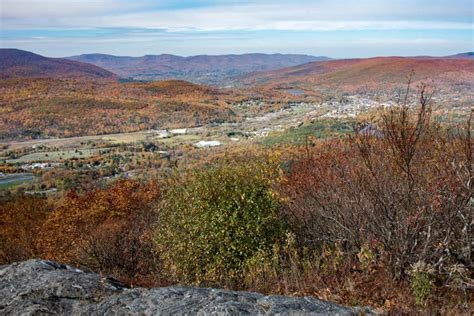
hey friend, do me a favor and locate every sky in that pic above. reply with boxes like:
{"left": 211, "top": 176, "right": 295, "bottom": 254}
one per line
{"left": 0, "top": 0, "right": 473, "bottom": 58}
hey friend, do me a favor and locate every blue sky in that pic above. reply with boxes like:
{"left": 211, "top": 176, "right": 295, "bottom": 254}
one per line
{"left": 0, "top": 0, "right": 472, "bottom": 57}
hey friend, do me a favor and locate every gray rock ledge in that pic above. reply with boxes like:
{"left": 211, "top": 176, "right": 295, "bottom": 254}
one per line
{"left": 0, "top": 259, "right": 374, "bottom": 315}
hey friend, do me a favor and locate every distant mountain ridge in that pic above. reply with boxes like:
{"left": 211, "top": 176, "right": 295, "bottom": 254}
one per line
{"left": 445, "top": 52, "right": 474, "bottom": 59}
{"left": 67, "top": 53, "right": 330, "bottom": 85}
{"left": 239, "top": 56, "right": 474, "bottom": 93}
{"left": 2, "top": 49, "right": 471, "bottom": 89}
{"left": 0, "top": 49, "right": 117, "bottom": 80}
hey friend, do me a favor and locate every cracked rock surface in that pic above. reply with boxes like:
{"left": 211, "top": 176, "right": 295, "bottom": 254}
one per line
{"left": 1, "top": 259, "right": 372, "bottom": 315}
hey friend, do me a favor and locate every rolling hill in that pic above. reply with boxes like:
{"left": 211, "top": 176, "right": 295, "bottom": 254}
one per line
{"left": 0, "top": 49, "right": 117, "bottom": 80}
{"left": 445, "top": 52, "right": 474, "bottom": 59}
{"left": 0, "top": 77, "right": 243, "bottom": 140}
{"left": 239, "top": 56, "right": 474, "bottom": 93}
{"left": 67, "top": 53, "right": 329, "bottom": 84}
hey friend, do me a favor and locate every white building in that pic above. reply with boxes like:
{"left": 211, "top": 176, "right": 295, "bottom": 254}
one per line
{"left": 170, "top": 128, "right": 187, "bottom": 135}
{"left": 195, "top": 140, "right": 222, "bottom": 148}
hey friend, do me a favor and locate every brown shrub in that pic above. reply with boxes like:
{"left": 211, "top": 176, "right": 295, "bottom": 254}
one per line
{"left": 38, "top": 179, "right": 161, "bottom": 286}
{"left": 278, "top": 86, "right": 472, "bottom": 310}
{"left": 0, "top": 195, "right": 51, "bottom": 264}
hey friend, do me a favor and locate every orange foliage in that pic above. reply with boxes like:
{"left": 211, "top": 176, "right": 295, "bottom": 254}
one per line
{"left": 0, "top": 78, "right": 239, "bottom": 139}
{"left": 243, "top": 57, "right": 474, "bottom": 94}
{"left": 38, "top": 179, "right": 161, "bottom": 285}
{"left": 0, "top": 195, "right": 50, "bottom": 263}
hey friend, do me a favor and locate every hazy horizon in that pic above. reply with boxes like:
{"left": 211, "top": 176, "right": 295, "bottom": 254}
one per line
{"left": 1, "top": 0, "right": 472, "bottom": 58}
{"left": 2, "top": 47, "right": 472, "bottom": 60}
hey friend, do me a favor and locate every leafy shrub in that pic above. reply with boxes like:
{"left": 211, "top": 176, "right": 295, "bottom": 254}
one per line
{"left": 0, "top": 195, "right": 50, "bottom": 264}
{"left": 281, "top": 85, "right": 472, "bottom": 310}
{"left": 154, "top": 160, "right": 287, "bottom": 286}
{"left": 409, "top": 261, "right": 435, "bottom": 306}
{"left": 39, "top": 179, "right": 161, "bottom": 285}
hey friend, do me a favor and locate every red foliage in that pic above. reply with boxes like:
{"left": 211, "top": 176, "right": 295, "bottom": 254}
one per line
{"left": 39, "top": 179, "right": 161, "bottom": 286}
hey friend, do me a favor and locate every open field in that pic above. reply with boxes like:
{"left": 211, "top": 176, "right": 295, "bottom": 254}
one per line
{"left": 260, "top": 119, "right": 354, "bottom": 146}
{"left": 3, "top": 131, "right": 157, "bottom": 151}
{"left": 0, "top": 173, "right": 35, "bottom": 189}
{"left": 3, "top": 129, "right": 217, "bottom": 152}
{"left": 6, "top": 148, "right": 107, "bottom": 164}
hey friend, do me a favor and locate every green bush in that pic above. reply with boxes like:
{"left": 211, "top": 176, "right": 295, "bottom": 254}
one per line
{"left": 154, "top": 160, "right": 287, "bottom": 286}
{"left": 409, "top": 261, "right": 435, "bottom": 306}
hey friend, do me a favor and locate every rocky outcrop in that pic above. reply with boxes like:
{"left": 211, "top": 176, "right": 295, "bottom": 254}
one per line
{"left": 0, "top": 259, "right": 373, "bottom": 315}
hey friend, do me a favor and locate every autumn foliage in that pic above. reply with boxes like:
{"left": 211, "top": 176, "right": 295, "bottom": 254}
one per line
{"left": 0, "top": 195, "right": 50, "bottom": 263}
{"left": 274, "top": 89, "right": 472, "bottom": 311}
{"left": 0, "top": 88, "right": 472, "bottom": 312}
{"left": 155, "top": 159, "right": 286, "bottom": 287}
{"left": 0, "top": 180, "right": 160, "bottom": 286}
{"left": 38, "top": 179, "right": 160, "bottom": 285}
{"left": 0, "top": 78, "right": 239, "bottom": 139}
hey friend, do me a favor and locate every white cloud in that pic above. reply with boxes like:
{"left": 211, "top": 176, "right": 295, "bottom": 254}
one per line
{"left": 0, "top": 0, "right": 153, "bottom": 18}
{"left": 1, "top": 0, "right": 471, "bottom": 57}
{"left": 1, "top": 0, "right": 472, "bottom": 31}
